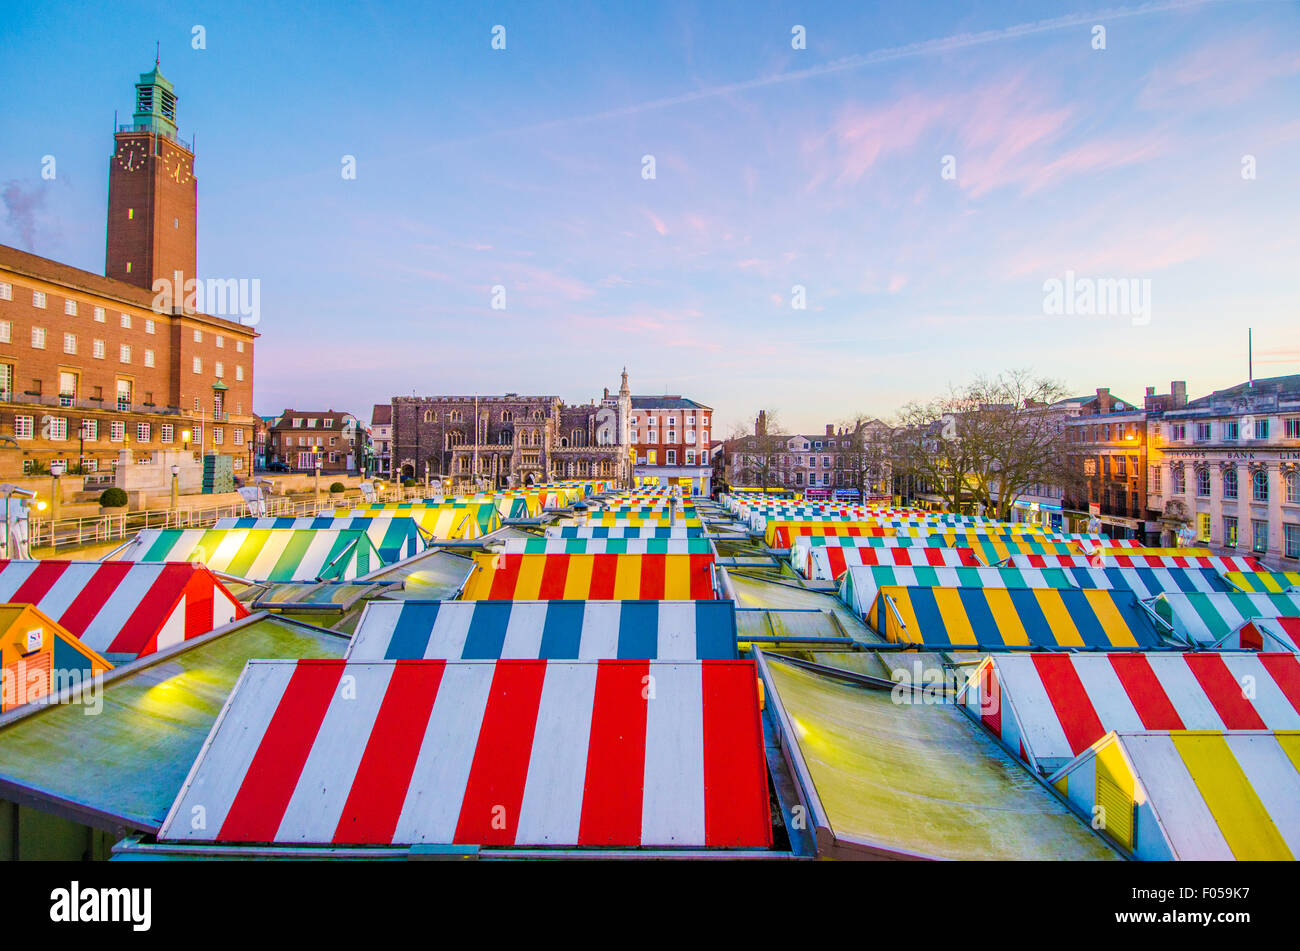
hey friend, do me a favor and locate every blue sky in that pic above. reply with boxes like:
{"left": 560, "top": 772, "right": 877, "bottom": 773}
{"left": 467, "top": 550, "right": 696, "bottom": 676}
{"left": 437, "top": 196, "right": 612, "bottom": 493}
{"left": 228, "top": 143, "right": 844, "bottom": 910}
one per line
{"left": 1, "top": 0, "right": 1297, "bottom": 434}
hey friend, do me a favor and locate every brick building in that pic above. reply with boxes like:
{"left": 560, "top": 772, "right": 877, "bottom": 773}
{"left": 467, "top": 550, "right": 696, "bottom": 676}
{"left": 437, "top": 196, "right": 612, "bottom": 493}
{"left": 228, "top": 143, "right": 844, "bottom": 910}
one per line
{"left": 0, "top": 64, "right": 256, "bottom": 482}
{"left": 720, "top": 412, "right": 892, "bottom": 498}
{"left": 371, "top": 404, "right": 392, "bottom": 477}
{"left": 390, "top": 370, "right": 633, "bottom": 489}
{"left": 629, "top": 396, "right": 714, "bottom": 494}
{"left": 1063, "top": 388, "right": 1146, "bottom": 538}
{"left": 268, "top": 410, "right": 365, "bottom": 475}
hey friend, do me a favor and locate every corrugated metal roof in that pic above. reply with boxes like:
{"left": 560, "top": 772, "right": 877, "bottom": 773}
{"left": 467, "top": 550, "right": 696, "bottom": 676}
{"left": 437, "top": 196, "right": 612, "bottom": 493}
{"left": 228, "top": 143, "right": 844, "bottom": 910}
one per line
{"left": 159, "top": 658, "right": 770, "bottom": 849}
{"left": 758, "top": 653, "right": 1117, "bottom": 860}
{"left": 0, "top": 614, "right": 347, "bottom": 833}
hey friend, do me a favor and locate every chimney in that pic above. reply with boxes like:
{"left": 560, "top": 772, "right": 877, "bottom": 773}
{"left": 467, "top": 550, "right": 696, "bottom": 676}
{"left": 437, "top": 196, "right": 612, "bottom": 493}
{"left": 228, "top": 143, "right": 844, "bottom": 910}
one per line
{"left": 756, "top": 411, "right": 767, "bottom": 437}
{"left": 1095, "top": 387, "right": 1112, "bottom": 414}
{"left": 826, "top": 424, "right": 834, "bottom": 437}
{"left": 1172, "top": 381, "right": 1187, "bottom": 407}
{"left": 1145, "top": 386, "right": 1155, "bottom": 396}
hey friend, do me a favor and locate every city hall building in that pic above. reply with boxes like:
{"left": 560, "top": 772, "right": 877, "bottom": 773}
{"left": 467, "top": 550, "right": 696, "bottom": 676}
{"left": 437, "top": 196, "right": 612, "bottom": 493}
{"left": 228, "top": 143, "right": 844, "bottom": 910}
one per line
{"left": 0, "top": 64, "right": 257, "bottom": 482}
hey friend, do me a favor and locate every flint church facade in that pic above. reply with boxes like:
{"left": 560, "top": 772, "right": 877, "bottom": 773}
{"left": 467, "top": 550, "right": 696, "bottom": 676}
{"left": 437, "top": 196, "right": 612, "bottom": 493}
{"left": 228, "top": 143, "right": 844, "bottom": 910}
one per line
{"left": 391, "top": 371, "right": 633, "bottom": 488}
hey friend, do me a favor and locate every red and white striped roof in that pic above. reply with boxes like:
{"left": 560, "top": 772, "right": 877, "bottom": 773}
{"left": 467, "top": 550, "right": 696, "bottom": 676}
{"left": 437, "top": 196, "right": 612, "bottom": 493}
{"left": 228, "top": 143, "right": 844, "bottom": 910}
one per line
{"left": 0, "top": 560, "right": 246, "bottom": 659}
{"left": 1009, "top": 553, "right": 1264, "bottom": 572}
{"left": 961, "top": 651, "right": 1300, "bottom": 772}
{"left": 160, "top": 658, "right": 771, "bottom": 849}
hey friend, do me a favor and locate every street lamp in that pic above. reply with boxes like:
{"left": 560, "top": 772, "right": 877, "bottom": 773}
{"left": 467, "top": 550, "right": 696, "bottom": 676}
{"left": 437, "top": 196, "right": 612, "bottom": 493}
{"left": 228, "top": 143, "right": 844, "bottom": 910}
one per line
{"left": 49, "top": 459, "right": 66, "bottom": 525}
{"left": 182, "top": 429, "right": 192, "bottom": 454}
{"left": 313, "top": 446, "right": 322, "bottom": 509}
{"left": 171, "top": 464, "right": 180, "bottom": 521}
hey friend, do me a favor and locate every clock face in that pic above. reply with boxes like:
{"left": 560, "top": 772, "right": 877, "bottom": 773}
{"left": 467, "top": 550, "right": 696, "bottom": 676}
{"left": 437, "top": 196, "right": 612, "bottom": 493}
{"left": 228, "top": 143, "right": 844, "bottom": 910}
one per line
{"left": 163, "top": 150, "right": 193, "bottom": 184}
{"left": 116, "top": 141, "right": 146, "bottom": 171}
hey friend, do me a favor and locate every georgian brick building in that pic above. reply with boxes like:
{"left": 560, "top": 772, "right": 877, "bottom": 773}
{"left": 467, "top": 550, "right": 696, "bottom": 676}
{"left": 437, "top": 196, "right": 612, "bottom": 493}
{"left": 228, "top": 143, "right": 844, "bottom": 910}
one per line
{"left": 391, "top": 370, "right": 633, "bottom": 489}
{"left": 0, "top": 64, "right": 256, "bottom": 481}
{"left": 268, "top": 410, "right": 365, "bottom": 475}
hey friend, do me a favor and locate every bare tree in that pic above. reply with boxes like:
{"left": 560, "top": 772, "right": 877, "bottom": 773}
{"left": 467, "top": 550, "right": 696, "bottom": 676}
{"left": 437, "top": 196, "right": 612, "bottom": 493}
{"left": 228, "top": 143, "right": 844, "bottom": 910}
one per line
{"left": 890, "top": 371, "right": 1077, "bottom": 518}
{"left": 839, "top": 414, "right": 894, "bottom": 498}
{"left": 726, "top": 409, "right": 785, "bottom": 492}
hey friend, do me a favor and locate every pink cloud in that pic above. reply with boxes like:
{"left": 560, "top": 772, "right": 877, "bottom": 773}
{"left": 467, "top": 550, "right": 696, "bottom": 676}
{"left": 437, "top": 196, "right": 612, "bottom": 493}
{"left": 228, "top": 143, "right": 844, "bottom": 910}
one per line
{"left": 642, "top": 208, "right": 669, "bottom": 235}
{"left": 1140, "top": 34, "right": 1300, "bottom": 110}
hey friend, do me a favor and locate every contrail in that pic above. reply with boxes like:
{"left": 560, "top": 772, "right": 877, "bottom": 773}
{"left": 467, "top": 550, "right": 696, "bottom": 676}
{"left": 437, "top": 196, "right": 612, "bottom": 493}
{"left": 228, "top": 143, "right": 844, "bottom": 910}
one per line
{"left": 431, "top": 0, "right": 1235, "bottom": 149}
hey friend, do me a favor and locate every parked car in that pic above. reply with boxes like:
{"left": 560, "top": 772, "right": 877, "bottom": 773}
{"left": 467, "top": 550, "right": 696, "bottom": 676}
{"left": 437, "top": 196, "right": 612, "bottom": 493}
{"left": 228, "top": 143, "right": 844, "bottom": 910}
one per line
{"left": 264, "top": 461, "right": 292, "bottom": 472}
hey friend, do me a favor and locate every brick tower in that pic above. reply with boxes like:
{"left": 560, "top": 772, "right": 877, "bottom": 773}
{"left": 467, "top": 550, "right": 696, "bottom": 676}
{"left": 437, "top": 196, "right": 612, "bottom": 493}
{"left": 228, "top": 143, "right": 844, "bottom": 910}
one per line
{"left": 106, "top": 61, "right": 197, "bottom": 294}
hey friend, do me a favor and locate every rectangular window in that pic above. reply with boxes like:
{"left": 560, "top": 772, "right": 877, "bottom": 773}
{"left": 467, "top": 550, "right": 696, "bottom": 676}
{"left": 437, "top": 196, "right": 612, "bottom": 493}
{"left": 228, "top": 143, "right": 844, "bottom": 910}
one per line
{"left": 1253, "top": 519, "right": 1269, "bottom": 553}
{"left": 63, "top": 333, "right": 76, "bottom": 355}
{"left": 236, "top": 340, "right": 244, "bottom": 353}
{"left": 32, "top": 291, "right": 46, "bottom": 309}
{"left": 93, "top": 339, "right": 105, "bottom": 359}
{"left": 1286, "top": 524, "right": 1300, "bottom": 559}
{"left": 1256, "top": 419, "right": 1270, "bottom": 440}
{"left": 144, "top": 349, "right": 155, "bottom": 367}
{"left": 1224, "top": 516, "right": 1238, "bottom": 548}
{"left": 58, "top": 371, "right": 77, "bottom": 405}
{"left": 93, "top": 307, "right": 105, "bottom": 322}
{"left": 214, "top": 362, "right": 224, "bottom": 378}
{"left": 137, "top": 423, "right": 150, "bottom": 442}
{"left": 116, "top": 379, "right": 131, "bottom": 410}
{"left": 1197, "top": 512, "right": 1211, "bottom": 542}
{"left": 110, "top": 421, "right": 125, "bottom": 443}
{"left": 1170, "top": 423, "right": 1186, "bottom": 441}
{"left": 193, "top": 357, "right": 202, "bottom": 374}
{"left": 235, "top": 365, "right": 244, "bottom": 381}
{"left": 216, "top": 335, "right": 224, "bottom": 348}
{"left": 1195, "top": 422, "right": 1210, "bottom": 442}
{"left": 1149, "top": 466, "right": 1162, "bottom": 493}
{"left": 31, "top": 327, "right": 45, "bottom": 349}
{"left": 213, "top": 427, "right": 224, "bottom": 446}
{"left": 233, "top": 428, "right": 244, "bottom": 446}
{"left": 120, "top": 344, "right": 131, "bottom": 363}
{"left": 307, "top": 418, "right": 317, "bottom": 428}
{"left": 1286, "top": 419, "right": 1300, "bottom": 439}
{"left": 666, "top": 449, "right": 676, "bottom": 464}
{"left": 1224, "top": 421, "right": 1239, "bottom": 441}
{"left": 685, "top": 450, "right": 695, "bottom": 465}
{"left": 0, "top": 321, "right": 8, "bottom": 343}
{"left": 0, "top": 282, "right": 10, "bottom": 300}
{"left": 120, "top": 313, "right": 131, "bottom": 329}
{"left": 324, "top": 418, "right": 333, "bottom": 428}
{"left": 193, "top": 328, "right": 202, "bottom": 343}
{"left": 14, "top": 415, "right": 34, "bottom": 440}
{"left": 80, "top": 419, "right": 97, "bottom": 441}
{"left": 64, "top": 299, "right": 77, "bottom": 316}
{"left": 161, "top": 423, "right": 174, "bottom": 443}
{"left": 145, "top": 319, "right": 155, "bottom": 334}
{"left": 0, "top": 363, "right": 11, "bottom": 401}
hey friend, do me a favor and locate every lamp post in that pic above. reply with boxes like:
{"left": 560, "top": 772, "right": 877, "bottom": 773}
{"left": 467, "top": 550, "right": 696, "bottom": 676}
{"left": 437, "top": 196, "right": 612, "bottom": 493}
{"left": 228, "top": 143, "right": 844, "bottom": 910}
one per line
{"left": 314, "top": 446, "right": 322, "bottom": 509}
{"left": 182, "top": 429, "right": 191, "bottom": 455}
{"left": 171, "top": 464, "right": 180, "bottom": 523}
{"left": 49, "top": 459, "right": 66, "bottom": 526}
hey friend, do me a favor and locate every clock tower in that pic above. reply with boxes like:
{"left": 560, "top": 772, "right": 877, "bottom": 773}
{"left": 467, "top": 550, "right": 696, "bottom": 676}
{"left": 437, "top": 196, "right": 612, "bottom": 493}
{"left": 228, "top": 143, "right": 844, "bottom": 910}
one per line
{"left": 106, "top": 62, "right": 197, "bottom": 296}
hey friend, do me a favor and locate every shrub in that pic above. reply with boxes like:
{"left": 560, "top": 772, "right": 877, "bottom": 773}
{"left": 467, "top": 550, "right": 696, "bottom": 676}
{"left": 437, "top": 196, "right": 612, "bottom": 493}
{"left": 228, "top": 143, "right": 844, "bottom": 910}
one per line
{"left": 402, "top": 478, "right": 417, "bottom": 487}
{"left": 329, "top": 481, "right": 346, "bottom": 494}
{"left": 99, "top": 487, "right": 128, "bottom": 508}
